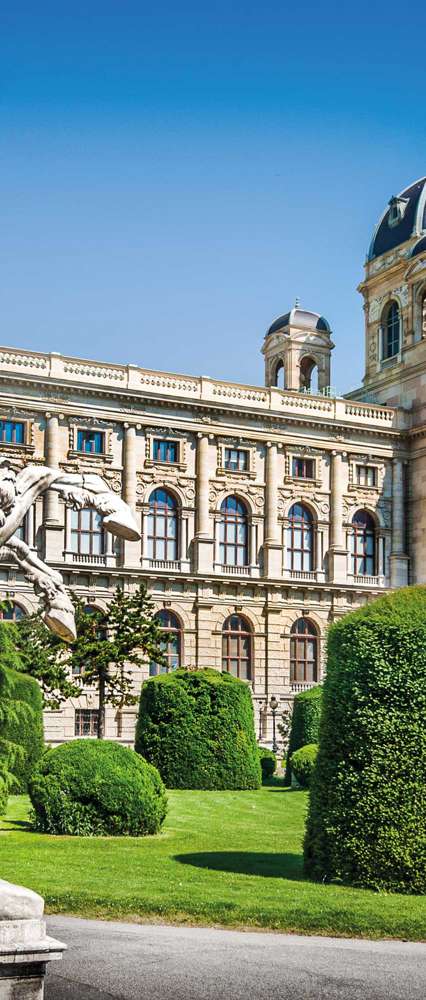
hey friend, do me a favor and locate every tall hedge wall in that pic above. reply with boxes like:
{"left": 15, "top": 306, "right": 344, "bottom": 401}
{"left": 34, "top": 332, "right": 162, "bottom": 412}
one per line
{"left": 304, "top": 587, "right": 426, "bottom": 894}
{"left": 284, "top": 685, "right": 322, "bottom": 784}
{"left": 0, "top": 622, "right": 44, "bottom": 792}
{"left": 135, "top": 668, "right": 261, "bottom": 789}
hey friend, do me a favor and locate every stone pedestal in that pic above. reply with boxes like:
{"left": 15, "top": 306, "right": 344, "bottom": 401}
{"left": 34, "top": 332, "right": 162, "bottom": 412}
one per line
{"left": 0, "top": 880, "right": 66, "bottom": 999}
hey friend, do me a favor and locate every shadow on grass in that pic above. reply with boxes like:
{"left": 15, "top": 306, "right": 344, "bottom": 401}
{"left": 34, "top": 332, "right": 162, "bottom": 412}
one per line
{"left": 0, "top": 818, "right": 32, "bottom": 832}
{"left": 174, "top": 851, "right": 304, "bottom": 880}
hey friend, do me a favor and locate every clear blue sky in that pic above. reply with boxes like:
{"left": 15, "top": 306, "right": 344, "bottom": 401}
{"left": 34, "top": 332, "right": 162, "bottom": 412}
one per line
{"left": 1, "top": 2, "right": 425, "bottom": 394}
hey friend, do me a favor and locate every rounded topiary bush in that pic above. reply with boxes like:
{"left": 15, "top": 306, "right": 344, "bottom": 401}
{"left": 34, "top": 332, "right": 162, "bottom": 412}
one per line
{"left": 304, "top": 587, "right": 426, "bottom": 894}
{"left": 291, "top": 743, "right": 318, "bottom": 788}
{"left": 258, "top": 747, "right": 277, "bottom": 780}
{"left": 284, "top": 685, "right": 322, "bottom": 784}
{"left": 135, "top": 668, "right": 261, "bottom": 790}
{"left": 29, "top": 739, "right": 167, "bottom": 836}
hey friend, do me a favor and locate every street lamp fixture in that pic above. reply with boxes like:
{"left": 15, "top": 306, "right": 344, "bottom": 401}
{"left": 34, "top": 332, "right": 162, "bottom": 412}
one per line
{"left": 269, "top": 695, "right": 279, "bottom": 753}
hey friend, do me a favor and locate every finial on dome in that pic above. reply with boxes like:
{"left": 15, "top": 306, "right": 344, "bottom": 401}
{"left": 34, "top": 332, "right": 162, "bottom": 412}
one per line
{"left": 294, "top": 297, "right": 300, "bottom": 308}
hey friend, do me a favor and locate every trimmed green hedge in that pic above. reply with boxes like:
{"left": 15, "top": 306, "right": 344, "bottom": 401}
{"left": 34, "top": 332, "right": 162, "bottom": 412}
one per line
{"left": 29, "top": 739, "right": 167, "bottom": 836}
{"left": 284, "top": 685, "right": 322, "bottom": 784}
{"left": 258, "top": 747, "right": 277, "bottom": 780}
{"left": 291, "top": 743, "right": 318, "bottom": 788}
{"left": 0, "top": 622, "right": 44, "bottom": 793}
{"left": 135, "top": 669, "right": 261, "bottom": 790}
{"left": 304, "top": 587, "right": 426, "bottom": 894}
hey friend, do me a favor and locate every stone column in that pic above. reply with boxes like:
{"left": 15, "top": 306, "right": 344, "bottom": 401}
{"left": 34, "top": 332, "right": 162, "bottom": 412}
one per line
{"left": 43, "top": 413, "right": 64, "bottom": 561}
{"left": 123, "top": 424, "right": 137, "bottom": 510}
{"left": 0, "top": 879, "right": 66, "bottom": 998}
{"left": 44, "top": 413, "right": 60, "bottom": 525}
{"left": 328, "top": 450, "right": 347, "bottom": 583}
{"left": 390, "top": 458, "right": 409, "bottom": 587}
{"left": 195, "top": 434, "right": 214, "bottom": 572}
{"left": 122, "top": 423, "right": 141, "bottom": 569}
{"left": 264, "top": 443, "right": 282, "bottom": 578}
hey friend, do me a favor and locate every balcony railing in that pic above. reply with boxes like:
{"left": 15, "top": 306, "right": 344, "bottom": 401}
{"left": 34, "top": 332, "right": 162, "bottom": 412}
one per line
{"left": 287, "top": 570, "right": 317, "bottom": 581}
{"left": 71, "top": 553, "right": 107, "bottom": 566}
{"left": 149, "top": 559, "right": 181, "bottom": 572}
{"left": 217, "top": 564, "right": 252, "bottom": 576}
{"left": 352, "top": 574, "right": 385, "bottom": 587}
{"left": 291, "top": 681, "right": 318, "bottom": 693}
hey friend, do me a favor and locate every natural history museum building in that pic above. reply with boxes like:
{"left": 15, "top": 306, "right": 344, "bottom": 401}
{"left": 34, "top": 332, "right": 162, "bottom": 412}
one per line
{"left": 1, "top": 175, "right": 426, "bottom": 747}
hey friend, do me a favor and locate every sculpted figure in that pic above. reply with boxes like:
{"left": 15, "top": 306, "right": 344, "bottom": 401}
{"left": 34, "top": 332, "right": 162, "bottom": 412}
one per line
{"left": 0, "top": 463, "right": 140, "bottom": 641}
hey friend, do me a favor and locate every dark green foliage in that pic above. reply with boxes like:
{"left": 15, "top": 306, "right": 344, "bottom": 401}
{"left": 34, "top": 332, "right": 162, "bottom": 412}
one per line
{"left": 304, "top": 587, "right": 426, "bottom": 894}
{"left": 0, "top": 622, "right": 43, "bottom": 804}
{"left": 29, "top": 739, "right": 167, "bottom": 836}
{"left": 2, "top": 669, "right": 44, "bottom": 792}
{"left": 135, "top": 669, "right": 261, "bottom": 790}
{"left": 258, "top": 747, "right": 277, "bottom": 780}
{"left": 284, "top": 686, "right": 322, "bottom": 783}
{"left": 291, "top": 743, "right": 318, "bottom": 788}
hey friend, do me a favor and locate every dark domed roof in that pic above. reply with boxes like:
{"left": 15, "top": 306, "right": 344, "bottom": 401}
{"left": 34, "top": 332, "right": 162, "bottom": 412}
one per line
{"left": 411, "top": 236, "right": 426, "bottom": 258}
{"left": 266, "top": 307, "right": 331, "bottom": 337}
{"left": 368, "top": 177, "right": 426, "bottom": 261}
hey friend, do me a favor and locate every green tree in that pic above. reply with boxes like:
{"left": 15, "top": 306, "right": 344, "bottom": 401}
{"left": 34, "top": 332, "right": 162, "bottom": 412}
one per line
{"left": 16, "top": 584, "right": 167, "bottom": 739}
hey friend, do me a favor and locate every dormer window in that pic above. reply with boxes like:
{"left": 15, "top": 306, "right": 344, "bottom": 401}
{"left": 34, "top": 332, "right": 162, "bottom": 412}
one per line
{"left": 388, "top": 196, "right": 409, "bottom": 228}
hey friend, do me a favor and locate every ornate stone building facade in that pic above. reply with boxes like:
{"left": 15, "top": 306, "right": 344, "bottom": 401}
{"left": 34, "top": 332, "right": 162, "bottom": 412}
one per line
{"left": 0, "top": 175, "right": 425, "bottom": 747}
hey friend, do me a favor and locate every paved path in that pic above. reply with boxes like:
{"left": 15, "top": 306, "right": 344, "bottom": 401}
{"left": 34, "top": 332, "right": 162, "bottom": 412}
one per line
{"left": 46, "top": 916, "right": 426, "bottom": 1000}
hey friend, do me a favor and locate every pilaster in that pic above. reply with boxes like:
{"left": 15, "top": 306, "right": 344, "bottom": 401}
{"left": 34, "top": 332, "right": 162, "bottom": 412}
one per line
{"left": 328, "top": 450, "right": 348, "bottom": 583}
{"left": 194, "top": 433, "right": 214, "bottom": 573}
{"left": 390, "top": 458, "right": 409, "bottom": 587}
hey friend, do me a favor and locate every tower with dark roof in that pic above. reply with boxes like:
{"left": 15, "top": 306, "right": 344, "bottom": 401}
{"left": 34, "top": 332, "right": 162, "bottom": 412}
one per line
{"left": 261, "top": 303, "right": 334, "bottom": 393}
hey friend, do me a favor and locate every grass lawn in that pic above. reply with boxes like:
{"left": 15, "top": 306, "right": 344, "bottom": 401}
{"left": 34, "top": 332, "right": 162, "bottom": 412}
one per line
{"left": 1, "top": 788, "right": 425, "bottom": 940}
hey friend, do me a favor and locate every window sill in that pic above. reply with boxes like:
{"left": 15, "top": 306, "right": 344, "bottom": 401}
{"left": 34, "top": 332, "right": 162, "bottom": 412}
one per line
{"left": 0, "top": 442, "right": 34, "bottom": 453}
{"left": 144, "top": 460, "right": 187, "bottom": 472}
{"left": 216, "top": 467, "right": 256, "bottom": 479}
{"left": 284, "top": 477, "right": 321, "bottom": 487}
{"left": 68, "top": 450, "right": 113, "bottom": 463}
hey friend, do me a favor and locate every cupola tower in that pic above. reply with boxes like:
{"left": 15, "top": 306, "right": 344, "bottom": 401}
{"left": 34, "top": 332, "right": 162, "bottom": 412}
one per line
{"left": 262, "top": 303, "right": 334, "bottom": 393}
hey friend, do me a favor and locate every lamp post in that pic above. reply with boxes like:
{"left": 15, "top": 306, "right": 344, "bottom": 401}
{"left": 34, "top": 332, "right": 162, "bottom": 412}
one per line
{"left": 269, "top": 694, "right": 279, "bottom": 753}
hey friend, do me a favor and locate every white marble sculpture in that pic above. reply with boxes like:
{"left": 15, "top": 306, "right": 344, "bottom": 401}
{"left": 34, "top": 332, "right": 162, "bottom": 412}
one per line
{"left": 0, "top": 462, "right": 140, "bottom": 641}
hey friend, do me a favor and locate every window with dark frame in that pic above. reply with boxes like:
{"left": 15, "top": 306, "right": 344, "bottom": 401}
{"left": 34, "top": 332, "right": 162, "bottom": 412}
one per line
{"left": 0, "top": 602, "right": 25, "bottom": 621}
{"left": 149, "top": 609, "right": 182, "bottom": 675}
{"left": 218, "top": 496, "right": 249, "bottom": 567}
{"left": 356, "top": 465, "right": 377, "bottom": 488}
{"left": 74, "top": 709, "right": 99, "bottom": 737}
{"left": 0, "top": 420, "right": 25, "bottom": 444}
{"left": 286, "top": 503, "right": 314, "bottom": 571}
{"left": 76, "top": 429, "right": 104, "bottom": 454}
{"left": 292, "top": 456, "right": 314, "bottom": 479}
{"left": 224, "top": 448, "right": 248, "bottom": 472}
{"left": 350, "top": 510, "right": 376, "bottom": 576}
{"left": 70, "top": 507, "right": 105, "bottom": 556}
{"left": 382, "top": 302, "right": 400, "bottom": 359}
{"left": 222, "top": 614, "right": 252, "bottom": 680}
{"left": 153, "top": 439, "right": 179, "bottom": 464}
{"left": 290, "top": 618, "right": 318, "bottom": 684}
{"left": 147, "top": 489, "right": 178, "bottom": 561}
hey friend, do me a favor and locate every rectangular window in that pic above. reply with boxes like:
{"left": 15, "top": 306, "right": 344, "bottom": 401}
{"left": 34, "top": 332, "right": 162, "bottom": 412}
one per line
{"left": 153, "top": 439, "right": 178, "bottom": 463}
{"left": 75, "top": 709, "right": 99, "bottom": 737}
{"left": 77, "top": 429, "right": 104, "bottom": 454}
{"left": 71, "top": 508, "right": 104, "bottom": 556}
{"left": 0, "top": 420, "right": 25, "bottom": 444}
{"left": 292, "top": 457, "right": 314, "bottom": 479}
{"left": 224, "top": 448, "right": 248, "bottom": 472}
{"left": 356, "top": 465, "right": 377, "bottom": 488}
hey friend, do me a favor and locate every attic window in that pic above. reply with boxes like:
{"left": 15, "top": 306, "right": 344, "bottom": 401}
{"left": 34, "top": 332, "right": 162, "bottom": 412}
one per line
{"left": 388, "top": 196, "right": 409, "bottom": 228}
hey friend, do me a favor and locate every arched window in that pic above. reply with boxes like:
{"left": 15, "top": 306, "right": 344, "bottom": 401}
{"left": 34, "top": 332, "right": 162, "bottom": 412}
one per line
{"left": 290, "top": 618, "right": 318, "bottom": 684}
{"left": 0, "top": 601, "right": 25, "bottom": 621}
{"left": 71, "top": 507, "right": 104, "bottom": 556}
{"left": 147, "top": 489, "right": 178, "bottom": 561}
{"left": 350, "top": 510, "right": 376, "bottom": 576}
{"left": 219, "top": 496, "right": 249, "bottom": 567}
{"left": 150, "top": 610, "right": 182, "bottom": 676}
{"left": 286, "top": 503, "right": 314, "bottom": 571}
{"left": 382, "top": 301, "right": 400, "bottom": 359}
{"left": 222, "top": 614, "right": 252, "bottom": 680}
{"left": 300, "top": 356, "right": 319, "bottom": 393}
{"left": 274, "top": 360, "right": 285, "bottom": 388}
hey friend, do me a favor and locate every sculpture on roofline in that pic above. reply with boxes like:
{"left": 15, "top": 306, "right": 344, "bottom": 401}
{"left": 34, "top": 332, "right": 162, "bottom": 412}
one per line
{"left": 0, "top": 462, "right": 140, "bottom": 642}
